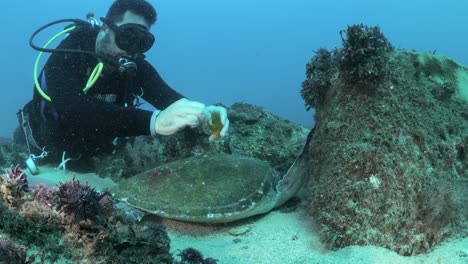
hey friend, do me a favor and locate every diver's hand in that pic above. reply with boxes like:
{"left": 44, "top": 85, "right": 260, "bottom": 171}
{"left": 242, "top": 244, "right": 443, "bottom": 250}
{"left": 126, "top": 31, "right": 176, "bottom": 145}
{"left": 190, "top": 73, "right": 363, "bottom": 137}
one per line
{"left": 201, "top": 105, "right": 230, "bottom": 140}
{"left": 154, "top": 98, "right": 205, "bottom": 135}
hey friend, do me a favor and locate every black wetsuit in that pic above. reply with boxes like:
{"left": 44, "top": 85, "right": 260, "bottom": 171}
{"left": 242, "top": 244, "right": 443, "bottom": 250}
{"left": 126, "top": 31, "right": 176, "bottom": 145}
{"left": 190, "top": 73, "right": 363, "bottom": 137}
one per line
{"left": 23, "top": 23, "right": 183, "bottom": 160}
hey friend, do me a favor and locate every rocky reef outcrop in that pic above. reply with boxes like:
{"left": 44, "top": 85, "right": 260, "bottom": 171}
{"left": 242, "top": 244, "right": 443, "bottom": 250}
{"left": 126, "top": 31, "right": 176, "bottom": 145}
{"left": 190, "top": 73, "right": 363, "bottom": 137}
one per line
{"left": 302, "top": 24, "right": 468, "bottom": 255}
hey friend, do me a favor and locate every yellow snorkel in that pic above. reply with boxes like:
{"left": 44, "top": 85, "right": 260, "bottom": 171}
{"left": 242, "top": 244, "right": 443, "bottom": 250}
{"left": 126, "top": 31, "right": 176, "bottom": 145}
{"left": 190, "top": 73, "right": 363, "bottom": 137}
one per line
{"left": 30, "top": 18, "right": 105, "bottom": 102}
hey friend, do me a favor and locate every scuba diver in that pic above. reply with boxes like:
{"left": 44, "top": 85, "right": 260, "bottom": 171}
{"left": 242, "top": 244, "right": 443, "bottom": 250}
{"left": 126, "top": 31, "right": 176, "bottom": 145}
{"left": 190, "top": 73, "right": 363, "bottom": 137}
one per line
{"left": 18, "top": 0, "right": 229, "bottom": 174}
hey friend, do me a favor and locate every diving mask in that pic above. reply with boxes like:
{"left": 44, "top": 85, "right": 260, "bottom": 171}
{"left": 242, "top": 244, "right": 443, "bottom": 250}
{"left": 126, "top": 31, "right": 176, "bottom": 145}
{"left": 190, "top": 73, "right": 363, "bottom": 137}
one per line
{"left": 100, "top": 17, "right": 155, "bottom": 54}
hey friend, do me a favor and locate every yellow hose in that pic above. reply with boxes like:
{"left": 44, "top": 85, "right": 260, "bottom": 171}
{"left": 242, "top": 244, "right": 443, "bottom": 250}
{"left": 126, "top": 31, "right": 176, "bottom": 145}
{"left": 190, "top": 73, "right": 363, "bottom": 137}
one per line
{"left": 34, "top": 25, "right": 103, "bottom": 102}
{"left": 84, "top": 62, "right": 103, "bottom": 93}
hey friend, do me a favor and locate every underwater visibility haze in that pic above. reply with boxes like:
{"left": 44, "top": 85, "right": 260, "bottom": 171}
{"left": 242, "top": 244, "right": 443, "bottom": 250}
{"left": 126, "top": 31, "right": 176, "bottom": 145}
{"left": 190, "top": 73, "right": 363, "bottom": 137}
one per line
{"left": 1, "top": 0, "right": 468, "bottom": 138}
{"left": 0, "top": 0, "right": 467, "bottom": 263}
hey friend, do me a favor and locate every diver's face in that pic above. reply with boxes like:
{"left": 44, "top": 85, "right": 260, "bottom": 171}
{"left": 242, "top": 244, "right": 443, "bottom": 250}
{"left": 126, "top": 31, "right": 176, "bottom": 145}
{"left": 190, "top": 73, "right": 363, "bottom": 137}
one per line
{"left": 95, "top": 11, "right": 150, "bottom": 58}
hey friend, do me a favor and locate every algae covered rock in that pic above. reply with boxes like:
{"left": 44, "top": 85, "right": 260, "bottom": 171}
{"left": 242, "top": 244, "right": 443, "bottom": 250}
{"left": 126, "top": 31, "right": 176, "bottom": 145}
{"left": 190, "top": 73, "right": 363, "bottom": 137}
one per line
{"left": 302, "top": 24, "right": 468, "bottom": 255}
{"left": 0, "top": 183, "right": 174, "bottom": 263}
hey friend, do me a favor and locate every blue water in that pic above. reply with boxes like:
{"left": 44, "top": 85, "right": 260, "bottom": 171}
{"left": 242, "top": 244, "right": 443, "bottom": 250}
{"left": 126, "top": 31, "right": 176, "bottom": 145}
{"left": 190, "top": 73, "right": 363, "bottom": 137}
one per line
{"left": 1, "top": 0, "right": 468, "bottom": 138}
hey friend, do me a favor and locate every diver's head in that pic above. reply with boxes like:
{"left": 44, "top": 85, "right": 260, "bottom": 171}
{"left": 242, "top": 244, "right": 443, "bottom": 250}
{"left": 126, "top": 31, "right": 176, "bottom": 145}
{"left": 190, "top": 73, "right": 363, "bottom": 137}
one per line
{"left": 95, "top": 0, "right": 156, "bottom": 61}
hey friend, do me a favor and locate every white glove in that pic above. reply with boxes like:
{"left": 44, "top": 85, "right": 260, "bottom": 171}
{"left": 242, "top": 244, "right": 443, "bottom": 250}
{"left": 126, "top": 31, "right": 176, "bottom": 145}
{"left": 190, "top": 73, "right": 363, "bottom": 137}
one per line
{"left": 154, "top": 98, "right": 205, "bottom": 135}
{"left": 201, "top": 105, "right": 229, "bottom": 141}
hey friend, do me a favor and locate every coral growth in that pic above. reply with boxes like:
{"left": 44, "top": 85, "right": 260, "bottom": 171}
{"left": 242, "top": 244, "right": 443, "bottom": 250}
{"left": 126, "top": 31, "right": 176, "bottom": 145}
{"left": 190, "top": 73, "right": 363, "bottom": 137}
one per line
{"left": 56, "top": 175, "right": 112, "bottom": 223}
{"left": 0, "top": 144, "right": 218, "bottom": 263}
{"left": 301, "top": 48, "right": 338, "bottom": 109}
{"left": 0, "top": 239, "right": 26, "bottom": 264}
{"left": 0, "top": 180, "right": 177, "bottom": 263}
{"left": 32, "top": 183, "right": 57, "bottom": 207}
{"left": 177, "top": 247, "right": 218, "bottom": 264}
{"left": 339, "top": 24, "right": 393, "bottom": 85}
{"left": 0, "top": 196, "right": 65, "bottom": 254}
{"left": 0, "top": 164, "right": 30, "bottom": 208}
{"left": 0, "top": 159, "right": 213, "bottom": 262}
{"left": 301, "top": 24, "right": 393, "bottom": 109}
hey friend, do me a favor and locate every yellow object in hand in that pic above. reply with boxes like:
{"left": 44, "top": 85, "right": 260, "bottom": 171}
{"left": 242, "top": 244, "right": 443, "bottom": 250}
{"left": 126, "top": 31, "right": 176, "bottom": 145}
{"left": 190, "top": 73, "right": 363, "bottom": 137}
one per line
{"left": 209, "top": 112, "right": 224, "bottom": 141}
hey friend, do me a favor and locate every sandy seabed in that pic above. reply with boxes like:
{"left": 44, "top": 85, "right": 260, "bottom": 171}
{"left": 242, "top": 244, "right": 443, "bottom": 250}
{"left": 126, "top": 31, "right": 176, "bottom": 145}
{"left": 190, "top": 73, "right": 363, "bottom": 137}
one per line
{"left": 165, "top": 209, "right": 467, "bottom": 264}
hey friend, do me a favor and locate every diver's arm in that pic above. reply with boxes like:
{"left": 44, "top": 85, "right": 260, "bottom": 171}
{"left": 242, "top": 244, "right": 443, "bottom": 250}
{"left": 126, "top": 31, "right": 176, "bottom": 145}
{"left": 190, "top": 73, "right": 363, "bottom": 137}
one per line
{"left": 138, "top": 61, "right": 194, "bottom": 136}
{"left": 138, "top": 61, "right": 229, "bottom": 138}
{"left": 138, "top": 61, "right": 185, "bottom": 110}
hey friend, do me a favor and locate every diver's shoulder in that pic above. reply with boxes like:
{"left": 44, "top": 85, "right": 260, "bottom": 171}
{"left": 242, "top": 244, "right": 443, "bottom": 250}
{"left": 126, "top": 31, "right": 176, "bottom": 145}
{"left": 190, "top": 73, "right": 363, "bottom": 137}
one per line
{"left": 69, "top": 21, "right": 100, "bottom": 37}
{"left": 63, "top": 21, "right": 99, "bottom": 49}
